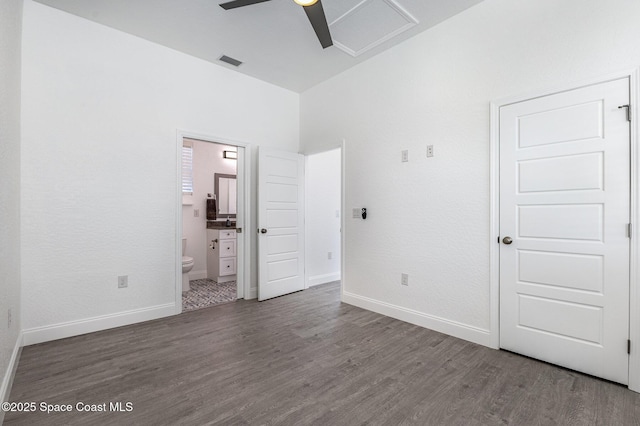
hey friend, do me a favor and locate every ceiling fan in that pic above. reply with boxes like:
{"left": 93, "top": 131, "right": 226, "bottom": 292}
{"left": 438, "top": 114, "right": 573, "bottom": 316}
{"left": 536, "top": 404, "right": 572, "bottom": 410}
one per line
{"left": 219, "top": 0, "right": 333, "bottom": 49}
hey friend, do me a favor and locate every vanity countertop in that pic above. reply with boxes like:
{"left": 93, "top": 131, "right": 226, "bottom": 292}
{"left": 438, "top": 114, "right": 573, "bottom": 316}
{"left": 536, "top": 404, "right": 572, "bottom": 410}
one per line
{"left": 206, "top": 221, "right": 237, "bottom": 230}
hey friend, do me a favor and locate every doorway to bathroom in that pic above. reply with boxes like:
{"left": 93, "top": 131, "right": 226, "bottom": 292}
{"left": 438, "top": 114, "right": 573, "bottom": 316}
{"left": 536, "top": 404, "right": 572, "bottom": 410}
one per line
{"left": 178, "top": 133, "right": 248, "bottom": 313}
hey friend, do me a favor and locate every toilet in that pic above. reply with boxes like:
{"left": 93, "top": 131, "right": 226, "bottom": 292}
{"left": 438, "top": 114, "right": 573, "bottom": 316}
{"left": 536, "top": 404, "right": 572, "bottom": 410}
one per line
{"left": 182, "top": 237, "right": 194, "bottom": 292}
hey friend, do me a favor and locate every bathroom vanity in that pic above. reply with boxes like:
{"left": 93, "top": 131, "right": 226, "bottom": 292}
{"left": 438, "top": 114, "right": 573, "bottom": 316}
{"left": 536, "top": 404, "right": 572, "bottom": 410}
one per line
{"left": 206, "top": 228, "right": 236, "bottom": 283}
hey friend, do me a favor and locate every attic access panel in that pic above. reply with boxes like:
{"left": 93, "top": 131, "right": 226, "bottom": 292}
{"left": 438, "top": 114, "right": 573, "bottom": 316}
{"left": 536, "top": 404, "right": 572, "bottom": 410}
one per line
{"left": 329, "top": 0, "right": 418, "bottom": 57}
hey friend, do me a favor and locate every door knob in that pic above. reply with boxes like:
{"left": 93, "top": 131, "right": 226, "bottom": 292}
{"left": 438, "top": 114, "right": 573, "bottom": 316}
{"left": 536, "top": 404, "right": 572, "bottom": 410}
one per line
{"left": 502, "top": 236, "right": 513, "bottom": 245}
{"left": 260, "top": 228, "right": 268, "bottom": 234}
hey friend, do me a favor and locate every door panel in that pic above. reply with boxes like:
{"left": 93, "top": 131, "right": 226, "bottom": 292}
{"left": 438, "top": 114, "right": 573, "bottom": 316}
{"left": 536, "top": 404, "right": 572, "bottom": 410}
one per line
{"left": 258, "top": 148, "right": 305, "bottom": 301}
{"left": 499, "top": 78, "right": 630, "bottom": 384}
{"left": 518, "top": 152, "right": 603, "bottom": 193}
{"left": 518, "top": 250, "right": 603, "bottom": 292}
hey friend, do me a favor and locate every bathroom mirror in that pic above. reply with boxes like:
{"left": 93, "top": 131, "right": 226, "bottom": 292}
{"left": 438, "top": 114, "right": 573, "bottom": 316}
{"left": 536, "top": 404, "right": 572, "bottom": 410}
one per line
{"left": 214, "top": 173, "right": 237, "bottom": 218}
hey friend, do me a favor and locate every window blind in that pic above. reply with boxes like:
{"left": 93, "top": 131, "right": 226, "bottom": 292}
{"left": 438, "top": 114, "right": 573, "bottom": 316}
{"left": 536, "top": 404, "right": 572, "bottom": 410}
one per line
{"left": 182, "top": 145, "right": 193, "bottom": 194}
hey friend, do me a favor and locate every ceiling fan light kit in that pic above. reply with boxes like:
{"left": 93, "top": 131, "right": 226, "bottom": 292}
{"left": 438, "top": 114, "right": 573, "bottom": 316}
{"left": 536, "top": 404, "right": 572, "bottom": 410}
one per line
{"left": 219, "top": 0, "right": 332, "bottom": 49}
{"left": 293, "top": 0, "right": 318, "bottom": 5}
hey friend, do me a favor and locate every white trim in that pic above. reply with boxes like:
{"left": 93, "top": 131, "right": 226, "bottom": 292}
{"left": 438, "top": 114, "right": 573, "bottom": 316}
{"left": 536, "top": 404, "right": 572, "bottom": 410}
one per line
{"left": 629, "top": 69, "right": 640, "bottom": 393}
{"left": 248, "top": 287, "right": 258, "bottom": 300}
{"left": 489, "top": 101, "right": 500, "bottom": 350}
{"left": 1, "top": 332, "right": 23, "bottom": 415}
{"left": 490, "top": 68, "right": 640, "bottom": 392}
{"left": 342, "top": 291, "right": 492, "bottom": 347}
{"left": 308, "top": 272, "right": 341, "bottom": 287}
{"left": 22, "top": 304, "right": 175, "bottom": 346}
{"left": 304, "top": 154, "right": 309, "bottom": 290}
{"left": 175, "top": 130, "right": 253, "bottom": 310}
{"left": 340, "top": 140, "right": 346, "bottom": 301}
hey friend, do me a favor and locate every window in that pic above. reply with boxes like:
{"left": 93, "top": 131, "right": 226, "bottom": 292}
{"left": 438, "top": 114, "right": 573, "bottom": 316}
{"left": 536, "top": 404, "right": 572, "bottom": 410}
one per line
{"left": 182, "top": 142, "right": 194, "bottom": 205}
{"left": 182, "top": 143, "right": 193, "bottom": 194}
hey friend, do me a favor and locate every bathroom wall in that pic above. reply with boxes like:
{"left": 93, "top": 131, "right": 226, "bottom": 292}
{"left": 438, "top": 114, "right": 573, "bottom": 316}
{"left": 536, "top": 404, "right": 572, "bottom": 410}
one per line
{"left": 20, "top": 0, "right": 299, "bottom": 343}
{"left": 300, "top": 0, "right": 640, "bottom": 348}
{"left": 0, "top": 0, "right": 23, "bottom": 412}
{"left": 305, "top": 148, "right": 341, "bottom": 287}
{"left": 182, "top": 139, "right": 237, "bottom": 280}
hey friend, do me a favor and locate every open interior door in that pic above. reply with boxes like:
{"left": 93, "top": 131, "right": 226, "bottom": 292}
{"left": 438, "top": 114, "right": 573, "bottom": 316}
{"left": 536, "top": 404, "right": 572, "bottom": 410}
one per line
{"left": 258, "top": 147, "right": 305, "bottom": 301}
{"left": 499, "top": 77, "right": 630, "bottom": 384}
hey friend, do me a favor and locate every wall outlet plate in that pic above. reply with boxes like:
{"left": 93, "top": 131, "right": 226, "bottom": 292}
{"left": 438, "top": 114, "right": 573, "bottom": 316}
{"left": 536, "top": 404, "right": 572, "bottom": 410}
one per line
{"left": 427, "top": 145, "right": 434, "bottom": 157}
{"left": 401, "top": 150, "right": 409, "bottom": 162}
{"left": 8, "top": 308, "right": 12, "bottom": 328}
{"left": 118, "top": 275, "right": 128, "bottom": 288}
{"left": 401, "top": 273, "right": 409, "bottom": 286}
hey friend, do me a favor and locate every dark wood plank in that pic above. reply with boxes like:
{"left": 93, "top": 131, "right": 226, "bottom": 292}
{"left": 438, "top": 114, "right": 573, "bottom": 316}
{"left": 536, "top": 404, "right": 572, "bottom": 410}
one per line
{"left": 5, "top": 282, "right": 640, "bottom": 425}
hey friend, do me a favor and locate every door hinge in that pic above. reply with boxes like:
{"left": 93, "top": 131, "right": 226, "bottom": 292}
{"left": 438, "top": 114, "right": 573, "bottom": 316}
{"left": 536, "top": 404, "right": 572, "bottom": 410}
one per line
{"left": 619, "top": 104, "right": 631, "bottom": 122}
{"left": 628, "top": 223, "right": 632, "bottom": 239}
{"left": 628, "top": 339, "right": 631, "bottom": 354}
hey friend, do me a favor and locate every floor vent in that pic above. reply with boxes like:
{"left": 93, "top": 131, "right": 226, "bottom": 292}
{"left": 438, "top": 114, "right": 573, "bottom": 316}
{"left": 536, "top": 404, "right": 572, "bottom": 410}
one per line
{"left": 219, "top": 55, "right": 243, "bottom": 67}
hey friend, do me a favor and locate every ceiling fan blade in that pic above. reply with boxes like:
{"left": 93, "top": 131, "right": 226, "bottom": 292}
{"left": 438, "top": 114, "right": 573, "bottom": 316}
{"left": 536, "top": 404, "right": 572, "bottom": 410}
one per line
{"left": 219, "top": 0, "right": 271, "bottom": 10}
{"left": 303, "top": 0, "right": 333, "bottom": 49}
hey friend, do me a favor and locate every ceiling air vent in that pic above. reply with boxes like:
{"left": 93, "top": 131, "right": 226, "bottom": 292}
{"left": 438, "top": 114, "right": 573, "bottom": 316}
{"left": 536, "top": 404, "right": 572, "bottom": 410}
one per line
{"left": 219, "top": 55, "right": 243, "bottom": 67}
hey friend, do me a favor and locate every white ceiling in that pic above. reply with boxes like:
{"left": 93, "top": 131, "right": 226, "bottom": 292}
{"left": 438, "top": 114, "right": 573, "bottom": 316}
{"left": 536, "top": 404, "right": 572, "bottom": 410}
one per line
{"left": 34, "top": 0, "right": 484, "bottom": 92}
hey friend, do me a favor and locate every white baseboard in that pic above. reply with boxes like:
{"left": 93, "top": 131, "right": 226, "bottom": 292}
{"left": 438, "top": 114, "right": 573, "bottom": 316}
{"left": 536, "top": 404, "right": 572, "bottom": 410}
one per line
{"left": 1, "top": 331, "right": 23, "bottom": 421}
{"left": 188, "top": 270, "right": 207, "bottom": 281}
{"left": 307, "top": 272, "right": 341, "bottom": 287}
{"left": 341, "top": 291, "right": 493, "bottom": 347}
{"left": 247, "top": 287, "right": 257, "bottom": 300}
{"left": 22, "top": 303, "right": 176, "bottom": 346}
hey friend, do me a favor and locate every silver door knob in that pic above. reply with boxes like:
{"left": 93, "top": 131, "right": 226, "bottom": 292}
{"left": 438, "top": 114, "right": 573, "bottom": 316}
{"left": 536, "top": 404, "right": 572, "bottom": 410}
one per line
{"left": 260, "top": 228, "right": 267, "bottom": 234}
{"left": 502, "top": 236, "right": 513, "bottom": 245}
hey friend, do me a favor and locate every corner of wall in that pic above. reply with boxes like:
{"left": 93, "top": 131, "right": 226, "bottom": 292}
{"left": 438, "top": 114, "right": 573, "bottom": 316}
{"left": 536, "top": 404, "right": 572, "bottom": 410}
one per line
{"left": 0, "top": 331, "right": 23, "bottom": 410}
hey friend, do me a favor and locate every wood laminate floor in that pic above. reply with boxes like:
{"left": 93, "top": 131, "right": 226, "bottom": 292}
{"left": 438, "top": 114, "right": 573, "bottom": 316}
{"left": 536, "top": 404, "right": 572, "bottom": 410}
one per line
{"left": 5, "top": 282, "right": 640, "bottom": 425}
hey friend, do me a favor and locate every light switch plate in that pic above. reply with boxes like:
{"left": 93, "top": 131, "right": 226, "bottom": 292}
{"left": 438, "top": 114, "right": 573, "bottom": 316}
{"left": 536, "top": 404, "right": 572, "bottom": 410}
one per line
{"left": 118, "top": 275, "right": 128, "bottom": 288}
{"left": 353, "top": 208, "right": 360, "bottom": 218}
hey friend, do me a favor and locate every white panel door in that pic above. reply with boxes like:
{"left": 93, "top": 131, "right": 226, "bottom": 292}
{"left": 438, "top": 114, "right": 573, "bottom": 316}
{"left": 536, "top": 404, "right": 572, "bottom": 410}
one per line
{"left": 499, "top": 78, "right": 630, "bottom": 384}
{"left": 258, "top": 147, "right": 305, "bottom": 301}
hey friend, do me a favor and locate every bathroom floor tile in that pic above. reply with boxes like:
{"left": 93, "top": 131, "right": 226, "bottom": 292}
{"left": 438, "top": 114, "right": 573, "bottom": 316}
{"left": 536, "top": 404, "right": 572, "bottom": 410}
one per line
{"left": 182, "top": 278, "right": 236, "bottom": 312}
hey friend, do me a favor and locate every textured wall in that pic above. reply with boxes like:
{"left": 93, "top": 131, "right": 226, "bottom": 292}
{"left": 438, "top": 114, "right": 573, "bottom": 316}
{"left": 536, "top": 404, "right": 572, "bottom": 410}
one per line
{"left": 21, "top": 0, "right": 299, "bottom": 331}
{"left": 300, "top": 0, "right": 640, "bottom": 340}
{"left": 0, "top": 0, "right": 23, "bottom": 407}
{"left": 306, "top": 149, "right": 341, "bottom": 285}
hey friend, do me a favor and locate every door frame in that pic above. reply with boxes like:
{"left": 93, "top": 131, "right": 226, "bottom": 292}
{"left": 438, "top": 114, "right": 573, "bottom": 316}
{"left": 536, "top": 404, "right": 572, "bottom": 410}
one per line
{"left": 303, "top": 146, "right": 344, "bottom": 290}
{"left": 175, "top": 129, "right": 252, "bottom": 313}
{"left": 489, "top": 69, "right": 640, "bottom": 392}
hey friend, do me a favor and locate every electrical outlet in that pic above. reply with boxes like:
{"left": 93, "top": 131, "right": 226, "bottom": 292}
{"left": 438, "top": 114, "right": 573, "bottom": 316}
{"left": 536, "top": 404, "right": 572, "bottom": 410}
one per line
{"left": 118, "top": 275, "right": 128, "bottom": 288}
{"left": 328, "top": 252, "right": 332, "bottom": 260}
{"left": 401, "top": 150, "right": 409, "bottom": 162}
{"left": 427, "top": 145, "right": 434, "bottom": 157}
{"left": 8, "top": 308, "right": 12, "bottom": 328}
{"left": 401, "top": 273, "right": 409, "bottom": 286}
{"left": 353, "top": 208, "right": 360, "bottom": 218}
{"left": 194, "top": 209, "right": 200, "bottom": 217}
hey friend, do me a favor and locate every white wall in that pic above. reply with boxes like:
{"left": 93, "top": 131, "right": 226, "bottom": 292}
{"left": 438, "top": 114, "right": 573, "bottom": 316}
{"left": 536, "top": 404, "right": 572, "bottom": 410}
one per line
{"left": 300, "top": 0, "right": 640, "bottom": 346}
{"left": 0, "top": 0, "right": 23, "bottom": 411}
{"left": 20, "top": 0, "right": 299, "bottom": 343}
{"left": 182, "top": 139, "right": 236, "bottom": 279}
{"left": 305, "top": 149, "right": 341, "bottom": 287}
